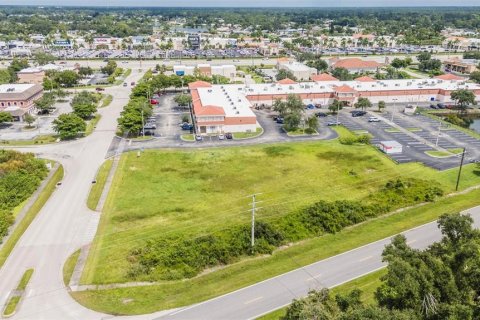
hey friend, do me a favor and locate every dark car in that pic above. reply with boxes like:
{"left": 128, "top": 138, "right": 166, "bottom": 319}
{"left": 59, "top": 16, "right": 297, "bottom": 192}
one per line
{"left": 430, "top": 104, "right": 438, "bottom": 109}
{"left": 305, "top": 104, "right": 315, "bottom": 110}
{"left": 181, "top": 123, "right": 193, "bottom": 130}
{"left": 315, "top": 112, "right": 328, "bottom": 117}
{"left": 95, "top": 87, "right": 105, "bottom": 92}
{"left": 225, "top": 132, "right": 233, "bottom": 139}
{"left": 437, "top": 103, "right": 445, "bottom": 109}
{"left": 351, "top": 110, "right": 367, "bottom": 117}
{"left": 276, "top": 117, "right": 284, "bottom": 124}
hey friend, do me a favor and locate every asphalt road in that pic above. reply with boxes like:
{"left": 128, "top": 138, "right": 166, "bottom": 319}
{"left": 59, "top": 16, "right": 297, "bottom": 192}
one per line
{"left": 156, "top": 205, "right": 480, "bottom": 320}
{"left": 0, "top": 70, "right": 145, "bottom": 320}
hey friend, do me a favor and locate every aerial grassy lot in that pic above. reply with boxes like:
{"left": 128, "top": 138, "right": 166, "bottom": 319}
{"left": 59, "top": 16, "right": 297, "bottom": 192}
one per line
{"left": 75, "top": 138, "right": 480, "bottom": 314}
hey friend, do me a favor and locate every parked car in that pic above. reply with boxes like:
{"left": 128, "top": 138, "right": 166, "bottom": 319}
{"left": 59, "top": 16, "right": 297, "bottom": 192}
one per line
{"left": 276, "top": 117, "right": 284, "bottom": 124}
{"left": 430, "top": 104, "right": 438, "bottom": 109}
{"left": 150, "top": 99, "right": 159, "bottom": 105}
{"left": 327, "top": 121, "right": 342, "bottom": 126}
{"left": 123, "top": 82, "right": 127, "bottom": 87}
{"left": 437, "top": 103, "right": 445, "bottom": 109}
{"left": 95, "top": 87, "right": 105, "bottom": 92}
{"left": 305, "top": 104, "right": 315, "bottom": 110}
{"left": 131, "top": 82, "right": 136, "bottom": 86}
{"left": 181, "top": 123, "right": 193, "bottom": 130}
{"left": 368, "top": 116, "right": 380, "bottom": 122}
{"left": 195, "top": 134, "right": 203, "bottom": 141}
{"left": 225, "top": 132, "right": 233, "bottom": 139}
{"left": 315, "top": 104, "right": 322, "bottom": 109}
{"left": 315, "top": 112, "right": 328, "bottom": 117}
{"left": 351, "top": 110, "right": 367, "bottom": 117}
{"left": 218, "top": 134, "right": 225, "bottom": 140}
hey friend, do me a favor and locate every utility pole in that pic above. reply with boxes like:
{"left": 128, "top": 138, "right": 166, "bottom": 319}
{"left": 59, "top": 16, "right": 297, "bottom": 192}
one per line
{"left": 141, "top": 107, "right": 145, "bottom": 138}
{"left": 455, "top": 148, "right": 466, "bottom": 191}
{"left": 247, "top": 193, "right": 262, "bottom": 252}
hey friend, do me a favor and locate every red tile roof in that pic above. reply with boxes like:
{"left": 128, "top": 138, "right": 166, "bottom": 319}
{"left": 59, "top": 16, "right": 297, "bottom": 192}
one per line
{"left": 277, "top": 78, "right": 297, "bottom": 85}
{"left": 311, "top": 73, "right": 339, "bottom": 82}
{"left": 334, "top": 85, "right": 357, "bottom": 93}
{"left": 195, "top": 105, "right": 226, "bottom": 116}
{"left": 333, "top": 58, "right": 381, "bottom": 70}
{"left": 434, "top": 74, "right": 464, "bottom": 81}
{"left": 188, "top": 81, "right": 212, "bottom": 90}
{"left": 355, "top": 76, "right": 376, "bottom": 82}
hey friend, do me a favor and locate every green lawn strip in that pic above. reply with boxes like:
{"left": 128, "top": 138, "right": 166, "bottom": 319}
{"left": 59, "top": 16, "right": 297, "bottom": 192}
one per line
{"left": 100, "top": 94, "right": 113, "bottom": 108}
{"left": 353, "top": 130, "right": 369, "bottom": 135}
{"left": 385, "top": 128, "right": 422, "bottom": 133}
{"left": 2, "top": 269, "right": 34, "bottom": 317}
{"left": 87, "top": 160, "right": 114, "bottom": 211}
{"left": 17, "top": 269, "right": 34, "bottom": 291}
{"left": 0, "top": 135, "right": 58, "bottom": 146}
{"left": 233, "top": 127, "right": 264, "bottom": 139}
{"left": 257, "top": 268, "right": 386, "bottom": 320}
{"left": 3, "top": 296, "right": 20, "bottom": 317}
{"left": 426, "top": 148, "right": 464, "bottom": 158}
{"left": 71, "top": 188, "right": 480, "bottom": 315}
{"left": 180, "top": 134, "right": 195, "bottom": 141}
{"left": 0, "top": 166, "right": 64, "bottom": 268}
{"left": 285, "top": 128, "right": 318, "bottom": 136}
{"left": 63, "top": 250, "right": 81, "bottom": 286}
{"left": 85, "top": 114, "right": 101, "bottom": 136}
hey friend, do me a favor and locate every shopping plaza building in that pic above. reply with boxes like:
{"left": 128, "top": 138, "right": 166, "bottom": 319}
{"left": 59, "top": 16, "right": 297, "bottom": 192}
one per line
{"left": 189, "top": 74, "right": 480, "bottom": 134}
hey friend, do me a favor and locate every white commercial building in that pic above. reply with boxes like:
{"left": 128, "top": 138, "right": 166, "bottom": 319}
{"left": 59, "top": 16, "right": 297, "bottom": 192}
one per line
{"left": 277, "top": 60, "right": 317, "bottom": 81}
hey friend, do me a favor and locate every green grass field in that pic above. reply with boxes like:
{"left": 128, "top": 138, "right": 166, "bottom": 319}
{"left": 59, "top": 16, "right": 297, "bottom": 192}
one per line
{"left": 72, "top": 136, "right": 480, "bottom": 314}
{"left": 87, "top": 160, "right": 113, "bottom": 211}
{"left": 0, "top": 135, "right": 58, "bottom": 146}
{"left": 63, "top": 250, "right": 81, "bottom": 286}
{"left": 258, "top": 268, "right": 386, "bottom": 320}
{"left": 2, "top": 269, "right": 34, "bottom": 317}
{"left": 233, "top": 127, "right": 264, "bottom": 139}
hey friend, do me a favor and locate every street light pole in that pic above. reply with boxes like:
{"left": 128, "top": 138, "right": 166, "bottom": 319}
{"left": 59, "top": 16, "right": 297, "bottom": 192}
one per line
{"left": 455, "top": 148, "right": 466, "bottom": 191}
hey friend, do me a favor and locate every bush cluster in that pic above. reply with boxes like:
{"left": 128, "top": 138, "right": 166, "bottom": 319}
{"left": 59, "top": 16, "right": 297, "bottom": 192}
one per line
{"left": 0, "top": 150, "right": 47, "bottom": 240}
{"left": 339, "top": 134, "right": 371, "bottom": 145}
{"left": 128, "top": 178, "right": 443, "bottom": 280}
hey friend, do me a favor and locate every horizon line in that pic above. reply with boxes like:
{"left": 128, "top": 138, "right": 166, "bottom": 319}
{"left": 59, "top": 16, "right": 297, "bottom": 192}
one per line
{"left": 2, "top": 5, "right": 480, "bottom": 8}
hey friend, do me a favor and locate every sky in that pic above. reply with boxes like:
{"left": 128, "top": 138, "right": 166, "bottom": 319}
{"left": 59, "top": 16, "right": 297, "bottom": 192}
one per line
{"left": 2, "top": 0, "right": 480, "bottom": 7}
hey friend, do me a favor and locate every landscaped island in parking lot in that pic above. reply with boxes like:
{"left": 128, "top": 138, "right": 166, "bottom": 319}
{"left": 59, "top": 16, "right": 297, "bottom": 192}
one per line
{"left": 74, "top": 133, "right": 480, "bottom": 314}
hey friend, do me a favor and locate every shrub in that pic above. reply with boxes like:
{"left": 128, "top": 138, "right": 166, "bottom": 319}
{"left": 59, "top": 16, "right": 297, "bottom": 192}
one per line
{"left": 128, "top": 178, "right": 444, "bottom": 280}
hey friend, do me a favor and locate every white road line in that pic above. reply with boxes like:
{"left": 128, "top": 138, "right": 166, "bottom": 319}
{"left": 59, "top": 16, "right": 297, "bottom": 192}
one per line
{"left": 244, "top": 296, "right": 263, "bottom": 305}
{"left": 358, "top": 255, "right": 374, "bottom": 262}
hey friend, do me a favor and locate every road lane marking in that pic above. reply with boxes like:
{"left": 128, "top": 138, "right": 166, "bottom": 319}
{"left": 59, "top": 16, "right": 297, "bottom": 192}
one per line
{"left": 358, "top": 255, "right": 373, "bottom": 262}
{"left": 244, "top": 296, "right": 263, "bottom": 305}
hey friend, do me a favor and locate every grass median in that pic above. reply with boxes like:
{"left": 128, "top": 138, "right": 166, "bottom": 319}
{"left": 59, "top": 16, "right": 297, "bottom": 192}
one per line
{"left": 63, "top": 250, "right": 81, "bottom": 286}
{"left": 87, "top": 159, "right": 113, "bottom": 211}
{"left": 0, "top": 166, "right": 64, "bottom": 268}
{"left": 2, "top": 268, "right": 34, "bottom": 317}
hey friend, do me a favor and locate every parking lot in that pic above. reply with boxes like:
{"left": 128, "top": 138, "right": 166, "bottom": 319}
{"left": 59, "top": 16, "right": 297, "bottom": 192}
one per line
{"left": 316, "top": 109, "right": 480, "bottom": 170}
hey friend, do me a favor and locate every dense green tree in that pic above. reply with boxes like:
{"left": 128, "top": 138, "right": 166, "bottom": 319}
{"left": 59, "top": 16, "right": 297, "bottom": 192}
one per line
{"left": 52, "top": 113, "right": 86, "bottom": 140}
{"left": 276, "top": 69, "right": 297, "bottom": 81}
{"left": 391, "top": 58, "right": 408, "bottom": 69}
{"left": 7, "top": 58, "right": 29, "bottom": 82}
{"left": 354, "top": 97, "right": 372, "bottom": 111}
{"left": 78, "top": 67, "right": 93, "bottom": 77}
{"left": 24, "top": 113, "right": 35, "bottom": 128}
{"left": 53, "top": 70, "right": 80, "bottom": 87}
{"left": 0, "top": 111, "right": 13, "bottom": 125}
{"left": 174, "top": 94, "right": 192, "bottom": 107}
{"left": 72, "top": 103, "right": 97, "bottom": 120}
{"left": 328, "top": 99, "right": 344, "bottom": 113}
{"left": 306, "top": 59, "right": 328, "bottom": 72}
{"left": 378, "top": 101, "right": 386, "bottom": 112}
{"left": 0, "top": 69, "right": 12, "bottom": 84}
{"left": 450, "top": 89, "right": 476, "bottom": 112}
{"left": 332, "top": 67, "right": 354, "bottom": 81}
{"left": 101, "top": 60, "right": 118, "bottom": 76}
{"left": 469, "top": 71, "right": 480, "bottom": 84}
{"left": 33, "top": 52, "right": 56, "bottom": 66}
{"left": 34, "top": 93, "right": 56, "bottom": 114}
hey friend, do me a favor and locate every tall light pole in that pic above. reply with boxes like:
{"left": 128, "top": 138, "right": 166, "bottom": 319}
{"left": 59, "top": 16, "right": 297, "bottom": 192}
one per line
{"left": 391, "top": 98, "right": 398, "bottom": 122}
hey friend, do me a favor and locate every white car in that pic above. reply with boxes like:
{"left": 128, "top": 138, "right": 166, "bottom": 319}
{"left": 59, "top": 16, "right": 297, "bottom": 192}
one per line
{"left": 218, "top": 134, "right": 225, "bottom": 140}
{"left": 368, "top": 117, "right": 380, "bottom": 122}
